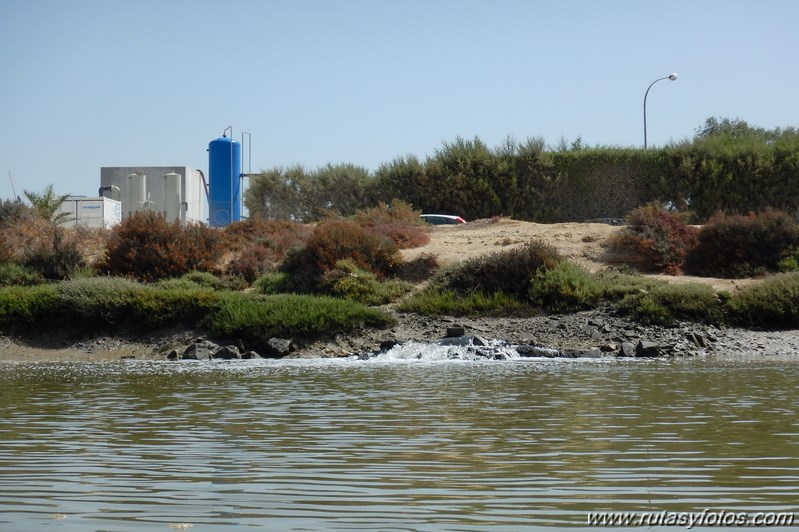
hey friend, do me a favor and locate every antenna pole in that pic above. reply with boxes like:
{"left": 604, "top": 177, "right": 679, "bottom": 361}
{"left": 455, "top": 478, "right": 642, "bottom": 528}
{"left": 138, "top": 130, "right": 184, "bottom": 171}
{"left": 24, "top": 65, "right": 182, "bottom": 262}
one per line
{"left": 7, "top": 170, "right": 18, "bottom": 200}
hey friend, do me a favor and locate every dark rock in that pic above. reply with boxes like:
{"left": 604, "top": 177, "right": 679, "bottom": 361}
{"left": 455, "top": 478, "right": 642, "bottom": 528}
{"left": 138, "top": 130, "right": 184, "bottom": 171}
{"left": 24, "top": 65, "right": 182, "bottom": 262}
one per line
{"left": 241, "top": 350, "right": 263, "bottom": 359}
{"left": 437, "top": 335, "right": 479, "bottom": 347}
{"left": 182, "top": 339, "right": 217, "bottom": 360}
{"left": 590, "top": 330, "right": 604, "bottom": 341}
{"left": 635, "top": 340, "right": 662, "bottom": 358}
{"left": 213, "top": 345, "right": 241, "bottom": 359}
{"left": 445, "top": 326, "right": 466, "bottom": 337}
{"left": 167, "top": 349, "right": 179, "bottom": 361}
{"left": 380, "top": 339, "right": 400, "bottom": 351}
{"left": 261, "top": 338, "right": 294, "bottom": 358}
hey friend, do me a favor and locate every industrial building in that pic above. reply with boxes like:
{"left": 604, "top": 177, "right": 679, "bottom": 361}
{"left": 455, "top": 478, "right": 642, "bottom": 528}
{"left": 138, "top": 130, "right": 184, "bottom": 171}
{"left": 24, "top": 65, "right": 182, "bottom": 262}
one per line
{"left": 57, "top": 196, "right": 122, "bottom": 229}
{"left": 99, "top": 166, "right": 209, "bottom": 224}
{"left": 96, "top": 132, "right": 248, "bottom": 228}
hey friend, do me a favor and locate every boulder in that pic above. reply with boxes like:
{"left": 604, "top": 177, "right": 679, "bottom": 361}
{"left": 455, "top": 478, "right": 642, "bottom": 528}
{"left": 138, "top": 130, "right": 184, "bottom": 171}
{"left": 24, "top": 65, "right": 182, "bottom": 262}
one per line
{"left": 212, "top": 345, "right": 241, "bottom": 359}
{"left": 618, "top": 342, "right": 637, "bottom": 357}
{"left": 262, "top": 337, "right": 294, "bottom": 358}
{"left": 635, "top": 340, "right": 662, "bottom": 358}
{"left": 182, "top": 339, "right": 218, "bottom": 360}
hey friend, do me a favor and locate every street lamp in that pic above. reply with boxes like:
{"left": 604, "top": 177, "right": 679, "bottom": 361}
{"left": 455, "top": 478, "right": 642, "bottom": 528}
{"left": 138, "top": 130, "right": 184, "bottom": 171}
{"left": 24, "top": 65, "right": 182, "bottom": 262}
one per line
{"left": 643, "top": 73, "right": 678, "bottom": 149}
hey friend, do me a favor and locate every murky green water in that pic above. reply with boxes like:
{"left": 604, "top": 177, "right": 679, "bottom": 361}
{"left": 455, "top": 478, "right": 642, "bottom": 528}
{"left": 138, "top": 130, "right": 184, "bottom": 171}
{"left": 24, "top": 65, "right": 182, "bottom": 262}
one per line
{"left": 1, "top": 355, "right": 798, "bottom": 530}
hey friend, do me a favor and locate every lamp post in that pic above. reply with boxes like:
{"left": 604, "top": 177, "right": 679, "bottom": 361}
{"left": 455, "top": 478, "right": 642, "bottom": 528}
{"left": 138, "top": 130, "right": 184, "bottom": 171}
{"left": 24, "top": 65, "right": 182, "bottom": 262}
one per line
{"left": 643, "top": 73, "right": 678, "bottom": 149}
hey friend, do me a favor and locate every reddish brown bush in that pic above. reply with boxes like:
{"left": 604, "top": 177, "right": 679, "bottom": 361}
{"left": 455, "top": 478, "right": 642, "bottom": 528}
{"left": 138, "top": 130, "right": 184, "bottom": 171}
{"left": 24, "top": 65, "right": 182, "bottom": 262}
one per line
{"left": 610, "top": 204, "right": 699, "bottom": 275}
{"left": 223, "top": 218, "right": 312, "bottom": 253}
{"left": 351, "top": 200, "right": 430, "bottom": 249}
{"left": 100, "top": 211, "right": 223, "bottom": 282}
{"left": 22, "top": 226, "right": 85, "bottom": 280}
{"left": 685, "top": 210, "right": 799, "bottom": 278}
{"left": 280, "top": 219, "right": 401, "bottom": 292}
{"left": 227, "top": 243, "right": 280, "bottom": 283}
{"left": 223, "top": 219, "right": 312, "bottom": 283}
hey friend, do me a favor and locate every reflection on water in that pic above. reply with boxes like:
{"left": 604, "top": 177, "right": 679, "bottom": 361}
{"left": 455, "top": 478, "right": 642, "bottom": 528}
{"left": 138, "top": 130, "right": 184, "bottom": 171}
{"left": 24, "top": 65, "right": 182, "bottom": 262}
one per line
{"left": 0, "top": 356, "right": 798, "bottom": 530}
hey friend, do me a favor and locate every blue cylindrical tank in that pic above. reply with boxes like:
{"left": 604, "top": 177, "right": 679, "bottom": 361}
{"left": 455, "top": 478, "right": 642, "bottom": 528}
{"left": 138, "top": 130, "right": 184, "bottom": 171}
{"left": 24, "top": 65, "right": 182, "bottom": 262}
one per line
{"left": 208, "top": 136, "right": 242, "bottom": 227}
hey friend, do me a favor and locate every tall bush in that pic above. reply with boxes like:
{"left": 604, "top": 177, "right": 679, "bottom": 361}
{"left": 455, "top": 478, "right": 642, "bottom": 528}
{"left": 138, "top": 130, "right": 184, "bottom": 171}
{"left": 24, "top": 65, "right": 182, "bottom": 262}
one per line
{"left": 609, "top": 203, "right": 698, "bottom": 274}
{"left": 280, "top": 219, "right": 400, "bottom": 293}
{"left": 432, "top": 240, "right": 562, "bottom": 300}
{"left": 685, "top": 210, "right": 799, "bottom": 278}
{"left": 100, "top": 211, "right": 223, "bottom": 282}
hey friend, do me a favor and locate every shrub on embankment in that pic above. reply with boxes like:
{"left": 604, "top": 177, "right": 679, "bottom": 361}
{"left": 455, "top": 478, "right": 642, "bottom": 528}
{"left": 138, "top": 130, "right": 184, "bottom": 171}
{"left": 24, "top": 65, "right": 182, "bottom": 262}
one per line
{"left": 399, "top": 238, "right": 799, "bottom": 329}
{"left": 0, "top": 277, "right": 393, "bottom": 349}
{"left": 609, "top": 206, "right": 799, "bottom": 278}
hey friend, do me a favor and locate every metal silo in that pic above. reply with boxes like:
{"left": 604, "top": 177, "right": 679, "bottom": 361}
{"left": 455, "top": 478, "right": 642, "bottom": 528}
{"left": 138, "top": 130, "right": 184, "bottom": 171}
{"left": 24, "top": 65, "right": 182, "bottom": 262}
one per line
{"left": 163, "top": 172, "right": 182, "bottom": 222}
{"left": 128, "top": 172, "right": 146, "bottom": 215}
{"left": 208, "top": 135, "right": 241, "bottom": 227}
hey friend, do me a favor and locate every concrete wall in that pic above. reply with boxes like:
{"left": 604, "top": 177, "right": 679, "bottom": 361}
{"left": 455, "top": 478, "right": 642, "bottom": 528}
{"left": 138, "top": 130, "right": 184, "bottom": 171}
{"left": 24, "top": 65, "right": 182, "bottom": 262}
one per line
{"left": 100, "top": 166, "right": 209, "bottom": 224}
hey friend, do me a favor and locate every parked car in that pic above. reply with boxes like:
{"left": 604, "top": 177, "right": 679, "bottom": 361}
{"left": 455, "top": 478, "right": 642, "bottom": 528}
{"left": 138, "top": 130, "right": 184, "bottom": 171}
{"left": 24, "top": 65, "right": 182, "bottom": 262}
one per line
{"left": 420, "top": 214, "right": 467, "bottom": 225}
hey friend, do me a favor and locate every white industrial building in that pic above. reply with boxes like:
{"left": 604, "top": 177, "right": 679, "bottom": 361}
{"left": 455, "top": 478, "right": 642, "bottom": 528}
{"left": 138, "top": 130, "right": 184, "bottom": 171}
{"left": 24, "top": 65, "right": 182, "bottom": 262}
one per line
{"left": 99, "top": 166, "right": 209, "bottom": 224}
{"left": 57, "top": 196, "right": 122, "bottom": 229}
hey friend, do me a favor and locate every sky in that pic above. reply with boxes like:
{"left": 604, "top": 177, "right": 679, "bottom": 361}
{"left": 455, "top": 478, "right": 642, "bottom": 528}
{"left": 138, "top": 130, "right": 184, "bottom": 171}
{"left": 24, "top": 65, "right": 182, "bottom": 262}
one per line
{"left": 1, "top": 0, "right": 797, "bottom": 199}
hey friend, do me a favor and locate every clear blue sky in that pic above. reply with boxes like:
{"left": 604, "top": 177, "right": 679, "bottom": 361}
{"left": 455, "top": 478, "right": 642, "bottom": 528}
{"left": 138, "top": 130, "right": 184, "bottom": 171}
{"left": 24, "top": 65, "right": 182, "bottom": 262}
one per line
{"left": 1, "top": 0, "right": 796, "bottom": 199}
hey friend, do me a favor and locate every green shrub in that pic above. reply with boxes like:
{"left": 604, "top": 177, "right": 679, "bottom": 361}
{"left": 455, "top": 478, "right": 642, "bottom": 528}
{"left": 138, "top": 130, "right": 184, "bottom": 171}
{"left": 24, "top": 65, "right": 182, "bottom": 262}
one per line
{"left": 528, "top": 261, "right": 603, "bottom": 313}
{"left": 280, "top": 218, "right": 400, "bottom": 293}
{"left": 609, "top": 203, "right": 699, "bottom": 274}
{"left": 616, "top": 282, "right": 726, "bottom": 326}
{"left": 0, "top": 284, "right": 60, "bottom": 327}
{"left": 57, "top": 276, "right": 144, "bottom": 324}
{"left": 396, "top": 288, "right": 524, "bottom": 316}
{"left": 593, "top": 270, "right": 665, "bottom": 301}
{"left": 129, "top": 286, "right": 217, "bottom": 327}
{"left": 254, "top": 271, "right": 291, "bottom": 294}
{"left": 685, "top": 210, "right": 799, "bottom": 278}
{"left": 432, "top": 240, "right": 561, "bottom": 300}
{"left": 157, "top": 271, "right": 247, "bottom": 292}
{"left": 728, "top": 272, "right": 799, "bottom": 328}
{"left": 100, "top": 211, "right": 223, "bottom": 282}
{"left": 320, "top": 260, "right": 412, "bottom": 305}
{"left": 0, "top": 263, "right": 41, "bottom": 286}
{"left": 203, "top": 293, "right": 394, "bottom": 345}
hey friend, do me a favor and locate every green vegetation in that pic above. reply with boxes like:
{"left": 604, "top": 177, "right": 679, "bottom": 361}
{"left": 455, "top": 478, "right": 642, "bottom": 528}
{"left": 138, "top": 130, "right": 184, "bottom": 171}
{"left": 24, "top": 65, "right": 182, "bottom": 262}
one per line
{"left": 728, "top": 273, "right": 799, "bottom": 328}
{"left": 245, "top": 117, "right": 799, "bottom": 224}
{"left": 400, "top": 239, "right": 798, "bottom": 329}
{"left": 203, "top": 293, "right": 394, "bottom": 346}
{"left": 2, "top": 116, "right": 799, "bottom": 351}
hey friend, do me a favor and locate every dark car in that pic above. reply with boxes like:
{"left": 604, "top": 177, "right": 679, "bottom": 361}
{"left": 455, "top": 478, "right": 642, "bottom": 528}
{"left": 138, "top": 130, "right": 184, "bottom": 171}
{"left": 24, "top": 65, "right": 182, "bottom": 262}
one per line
{"left": 420, "top": 214, "right": 467, "bottom": 225}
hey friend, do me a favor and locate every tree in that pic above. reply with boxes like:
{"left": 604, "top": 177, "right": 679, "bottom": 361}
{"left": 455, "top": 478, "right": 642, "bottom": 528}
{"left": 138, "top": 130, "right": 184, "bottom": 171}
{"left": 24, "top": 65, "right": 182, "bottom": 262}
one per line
{"left": 24, "top": 184, "right": 71, "bottom": 225}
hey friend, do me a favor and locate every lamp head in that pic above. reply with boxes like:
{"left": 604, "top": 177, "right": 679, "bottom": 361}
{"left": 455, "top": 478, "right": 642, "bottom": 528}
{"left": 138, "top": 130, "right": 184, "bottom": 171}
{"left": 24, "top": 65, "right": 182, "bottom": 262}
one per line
{"left": 668, "top": 73, "right": 678, "bottom": 81}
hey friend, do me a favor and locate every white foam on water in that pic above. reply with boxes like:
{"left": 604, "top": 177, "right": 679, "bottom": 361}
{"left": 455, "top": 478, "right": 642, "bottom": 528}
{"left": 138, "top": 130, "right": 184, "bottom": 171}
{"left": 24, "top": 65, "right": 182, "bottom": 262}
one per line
{"left": 367, "top": 338, "right": 523, "bottom": 362}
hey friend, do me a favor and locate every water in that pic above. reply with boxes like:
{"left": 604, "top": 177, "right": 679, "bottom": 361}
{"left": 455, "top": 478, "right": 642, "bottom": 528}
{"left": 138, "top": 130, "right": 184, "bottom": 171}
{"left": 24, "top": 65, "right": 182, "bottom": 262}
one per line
{"left": 1, "top": 351, "right": 798, "bottom": 530}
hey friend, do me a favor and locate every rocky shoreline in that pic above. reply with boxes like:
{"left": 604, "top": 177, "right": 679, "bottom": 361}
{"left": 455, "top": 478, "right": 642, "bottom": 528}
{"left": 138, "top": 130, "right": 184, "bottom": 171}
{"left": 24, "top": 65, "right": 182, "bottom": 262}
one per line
{"left": 3, "top": 307, "right": 798, "bottom": 363}
{"left": 292, "top": 307, "right": 799, "bottom": 361}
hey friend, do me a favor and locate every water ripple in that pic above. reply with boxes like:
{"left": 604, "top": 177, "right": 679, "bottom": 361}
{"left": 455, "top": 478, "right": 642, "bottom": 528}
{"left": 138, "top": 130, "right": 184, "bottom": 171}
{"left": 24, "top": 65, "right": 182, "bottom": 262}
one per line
{"left": 1, "top": 357, "right": 798, "bottom": 530}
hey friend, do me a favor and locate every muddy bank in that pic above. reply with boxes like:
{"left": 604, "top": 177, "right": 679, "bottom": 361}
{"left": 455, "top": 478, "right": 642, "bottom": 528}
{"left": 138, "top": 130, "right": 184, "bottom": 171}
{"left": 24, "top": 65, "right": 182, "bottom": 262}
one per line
{"left": 3, "top": 308, "right": 798, "bottom": 363}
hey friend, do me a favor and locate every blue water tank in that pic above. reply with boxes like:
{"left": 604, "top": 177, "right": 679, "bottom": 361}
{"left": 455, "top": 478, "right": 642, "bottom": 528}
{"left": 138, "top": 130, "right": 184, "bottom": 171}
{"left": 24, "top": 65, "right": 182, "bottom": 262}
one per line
{"left": 208, "top": 136, "right": 242, "bottom": 227}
